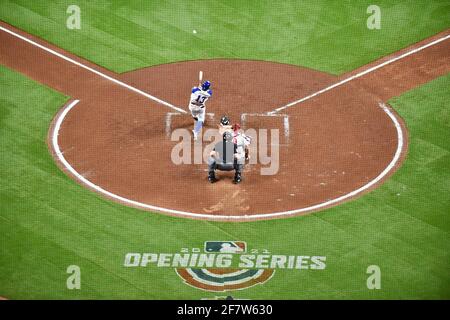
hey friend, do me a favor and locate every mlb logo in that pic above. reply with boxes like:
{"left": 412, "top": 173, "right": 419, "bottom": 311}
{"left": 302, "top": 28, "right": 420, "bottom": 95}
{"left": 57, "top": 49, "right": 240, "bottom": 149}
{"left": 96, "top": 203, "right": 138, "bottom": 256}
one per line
{"left": 204, "top": 241, "right": 246, "bottom": 254}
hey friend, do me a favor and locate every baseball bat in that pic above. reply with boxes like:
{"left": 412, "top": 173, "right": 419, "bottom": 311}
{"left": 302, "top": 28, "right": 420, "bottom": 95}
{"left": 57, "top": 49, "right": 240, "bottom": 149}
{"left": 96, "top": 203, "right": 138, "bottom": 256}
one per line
{"left": 199, "top": 71, "right": 203, "bottom": 86}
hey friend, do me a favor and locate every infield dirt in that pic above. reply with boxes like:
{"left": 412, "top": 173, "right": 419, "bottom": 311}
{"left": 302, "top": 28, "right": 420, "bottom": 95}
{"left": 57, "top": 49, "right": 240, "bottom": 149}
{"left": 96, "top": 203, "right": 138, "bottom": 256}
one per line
{"left": 1, "top": 21, "right": 449, "bottom": 220}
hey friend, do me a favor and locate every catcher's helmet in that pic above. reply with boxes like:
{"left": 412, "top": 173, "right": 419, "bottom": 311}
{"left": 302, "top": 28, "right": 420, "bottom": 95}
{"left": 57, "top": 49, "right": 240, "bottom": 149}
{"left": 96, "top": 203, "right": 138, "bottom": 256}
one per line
{"left": 220, "top": 115, "right": 230, "bottom": 126}
{"left": 223, "top": 131, "right": 233, "bottom": 141}
{"left": 201, "top": 80, "right": 211, "bottom": 91}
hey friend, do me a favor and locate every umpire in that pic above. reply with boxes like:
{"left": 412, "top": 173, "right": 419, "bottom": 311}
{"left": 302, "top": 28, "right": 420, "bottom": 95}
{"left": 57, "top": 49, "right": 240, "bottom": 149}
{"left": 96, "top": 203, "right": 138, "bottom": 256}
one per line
{"left": 208, "top": 131, "right": 244, "bottom": 184}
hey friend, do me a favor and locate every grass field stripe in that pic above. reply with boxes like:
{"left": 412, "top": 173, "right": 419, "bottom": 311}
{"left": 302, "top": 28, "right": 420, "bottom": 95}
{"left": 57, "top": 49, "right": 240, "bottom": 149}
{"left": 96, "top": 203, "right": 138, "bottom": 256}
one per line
{"left": 269, "top": 33, "right": 450, "bottom": 114}
{"left": 0, "top": 25, "right": 186, "bottom": 114}
{"left": 53, "top": 100, "right": 404, "bottom": 220}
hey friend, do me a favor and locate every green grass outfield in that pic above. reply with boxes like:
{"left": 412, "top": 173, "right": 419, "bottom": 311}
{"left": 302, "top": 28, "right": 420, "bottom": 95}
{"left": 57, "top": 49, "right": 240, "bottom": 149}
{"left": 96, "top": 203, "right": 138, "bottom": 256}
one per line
{"left": 0, "top": 69, "right": 449, "bottom": 300}
{"left": 0, "top": 0, "right": 449, "bottom": 74}
{"left": 0, "top": 0, "right": 449, "bottom": 299}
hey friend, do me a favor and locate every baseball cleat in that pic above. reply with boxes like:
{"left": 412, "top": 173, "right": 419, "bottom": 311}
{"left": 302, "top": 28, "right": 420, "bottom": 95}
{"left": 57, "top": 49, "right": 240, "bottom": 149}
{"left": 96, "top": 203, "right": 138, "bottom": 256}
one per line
{"left": 208, "top": 172, "right": 217, "bottom": 183}
{"left": 233, "top": 173, "right": 242, "bottom": 184}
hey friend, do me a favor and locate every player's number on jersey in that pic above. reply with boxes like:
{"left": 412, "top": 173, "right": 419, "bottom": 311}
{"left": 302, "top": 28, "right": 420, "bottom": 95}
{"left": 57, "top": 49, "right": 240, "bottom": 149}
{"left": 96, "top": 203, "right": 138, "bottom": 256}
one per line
{"left": 196, "top": 95, "right": 207, "bottom": 104}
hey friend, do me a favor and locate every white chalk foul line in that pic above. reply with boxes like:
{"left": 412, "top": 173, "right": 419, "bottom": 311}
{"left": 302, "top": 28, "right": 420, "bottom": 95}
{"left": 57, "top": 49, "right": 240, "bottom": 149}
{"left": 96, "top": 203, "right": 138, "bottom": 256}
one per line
{"left": 269, "top": 33, "right": 450, "bottom": 114}
{"left": 0, "top": 25, "right": 186, "bottom": 114}
{"left": 241, "top": 113, "right": 290, "bottom": 139}
{"left": 53, "top": 100, "right": 404, "bottom": 221}
{"left": 53, "top": 100, "right": 208, "bottom": 218}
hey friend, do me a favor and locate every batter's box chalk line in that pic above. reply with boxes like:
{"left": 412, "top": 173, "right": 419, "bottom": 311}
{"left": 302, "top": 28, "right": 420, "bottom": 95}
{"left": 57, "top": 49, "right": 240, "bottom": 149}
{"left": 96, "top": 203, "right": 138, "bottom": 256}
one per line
{"left": 165, "top": 112, "right": 215, "bottom": 136}
{"left": 240, "top": 113, "right": 290, "bottom": 142}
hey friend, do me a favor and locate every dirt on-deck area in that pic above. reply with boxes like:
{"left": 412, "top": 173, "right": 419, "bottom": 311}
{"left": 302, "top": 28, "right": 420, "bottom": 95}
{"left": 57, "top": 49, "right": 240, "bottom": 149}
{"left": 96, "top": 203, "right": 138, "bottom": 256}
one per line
{"left": 1, "top": 21, "right": 449, "bottom": 220}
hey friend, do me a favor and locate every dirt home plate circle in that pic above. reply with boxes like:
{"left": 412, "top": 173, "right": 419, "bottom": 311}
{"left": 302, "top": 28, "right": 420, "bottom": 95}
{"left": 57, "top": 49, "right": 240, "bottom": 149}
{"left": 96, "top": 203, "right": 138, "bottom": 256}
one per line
{"left": 50, "top": 59, "right": 407, "bottom": 221}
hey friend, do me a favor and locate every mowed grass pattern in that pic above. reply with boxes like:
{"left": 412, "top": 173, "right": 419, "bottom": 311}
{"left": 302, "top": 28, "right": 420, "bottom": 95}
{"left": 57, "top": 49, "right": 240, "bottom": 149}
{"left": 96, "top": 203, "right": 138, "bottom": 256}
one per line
{"left": 0, "top": 0, "right": 449, "bottom": 299}
{"left": 0, "top": 0, "right": 449, "bottom": 74}
{"left": 0, "top": 65, "right": 449, "bottom": 299}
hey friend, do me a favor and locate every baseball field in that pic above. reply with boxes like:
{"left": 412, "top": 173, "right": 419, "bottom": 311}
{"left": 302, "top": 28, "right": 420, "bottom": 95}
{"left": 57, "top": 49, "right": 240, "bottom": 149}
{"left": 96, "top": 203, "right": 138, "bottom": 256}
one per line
{"left": 0, "top": 0, "right": 449, "bottom": 300}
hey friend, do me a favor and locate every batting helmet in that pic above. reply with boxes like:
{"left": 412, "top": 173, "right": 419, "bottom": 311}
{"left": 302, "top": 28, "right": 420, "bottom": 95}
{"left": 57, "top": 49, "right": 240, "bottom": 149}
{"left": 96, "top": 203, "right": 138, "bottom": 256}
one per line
{"left": 220, "top": 115, "right": 230, "bottom": 126}
{"left": 232, "top": 123, "right": 241, "bottom": 131}
{"left": 201, "top": 80, "right": 211, "bottom": 91}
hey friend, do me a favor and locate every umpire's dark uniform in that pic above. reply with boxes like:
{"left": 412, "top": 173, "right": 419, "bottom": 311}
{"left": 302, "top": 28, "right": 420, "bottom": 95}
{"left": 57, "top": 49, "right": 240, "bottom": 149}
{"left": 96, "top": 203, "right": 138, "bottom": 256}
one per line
{"left": 207, "top": 132, "right": 243, "bottom": 183}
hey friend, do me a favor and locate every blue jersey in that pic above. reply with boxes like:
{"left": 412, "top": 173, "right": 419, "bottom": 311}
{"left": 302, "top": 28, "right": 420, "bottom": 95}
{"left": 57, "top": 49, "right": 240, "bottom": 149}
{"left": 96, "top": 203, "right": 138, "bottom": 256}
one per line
{"left": 190, "top": 87, "right": 212, "bottom": 107}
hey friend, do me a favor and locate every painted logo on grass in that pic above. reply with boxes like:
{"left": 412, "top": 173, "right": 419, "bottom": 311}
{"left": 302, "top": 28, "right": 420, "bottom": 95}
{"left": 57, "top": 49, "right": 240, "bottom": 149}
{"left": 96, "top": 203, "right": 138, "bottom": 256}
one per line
{"left": 124, "top": 241, "right": 327, "bottom": 292}
{"left": 176, "top": 241, "right": 274, "bottom": 292}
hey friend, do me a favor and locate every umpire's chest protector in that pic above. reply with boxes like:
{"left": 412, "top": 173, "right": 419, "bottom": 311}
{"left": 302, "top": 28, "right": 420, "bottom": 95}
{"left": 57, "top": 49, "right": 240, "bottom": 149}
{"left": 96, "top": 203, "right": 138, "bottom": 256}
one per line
{"left": 214, "top": 140, "right": 237, "bottom": 165}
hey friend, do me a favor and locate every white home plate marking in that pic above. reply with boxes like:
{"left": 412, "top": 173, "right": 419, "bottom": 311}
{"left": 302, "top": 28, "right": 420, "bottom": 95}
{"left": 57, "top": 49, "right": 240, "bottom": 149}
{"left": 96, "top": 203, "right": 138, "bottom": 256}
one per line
{"left": 165, "top": 112, "right": 215, "bottom": 136}
{"left": 52, "top": 99, "right": 404, "bottom": 221}
{"left": 241, "top": 113, "right": 290, "bottom": 142}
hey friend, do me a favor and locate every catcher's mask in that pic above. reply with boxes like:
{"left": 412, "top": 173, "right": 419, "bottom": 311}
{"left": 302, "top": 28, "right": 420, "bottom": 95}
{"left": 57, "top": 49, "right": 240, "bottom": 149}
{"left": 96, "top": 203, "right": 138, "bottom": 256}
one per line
{"left": 220, "top": 115, "right": 230, "bottom": 126}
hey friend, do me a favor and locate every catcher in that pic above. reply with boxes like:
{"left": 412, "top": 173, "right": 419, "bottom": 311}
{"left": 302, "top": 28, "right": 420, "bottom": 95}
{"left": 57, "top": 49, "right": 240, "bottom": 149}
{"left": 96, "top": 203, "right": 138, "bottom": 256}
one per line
{"left": 218, "top": 115, "right": 233, "bottom": 135}
{"left": 232, "top": 123, "right": 251, "bottom": 162}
